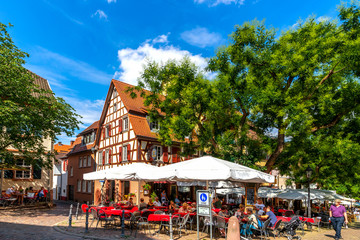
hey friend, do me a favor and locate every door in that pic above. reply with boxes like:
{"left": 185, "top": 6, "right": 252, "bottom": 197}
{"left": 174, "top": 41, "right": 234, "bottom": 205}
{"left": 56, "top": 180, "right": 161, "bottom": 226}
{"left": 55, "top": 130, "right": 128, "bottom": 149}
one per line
{"left": 68, "top": 185, "right": 74, "bottom": 201}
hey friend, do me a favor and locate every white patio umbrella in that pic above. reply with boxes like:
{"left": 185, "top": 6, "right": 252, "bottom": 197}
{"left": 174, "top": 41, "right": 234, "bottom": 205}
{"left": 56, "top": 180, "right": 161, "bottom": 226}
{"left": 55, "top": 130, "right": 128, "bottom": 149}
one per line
{"left": 177, "top": 181, "right": 244, "bottom": 188}
{"left": 277, "top": 189, "right": 320, "bottom": 200}
{"left": 258, "top": 187, "right": 284, "bottom": 198}
{"left": 137, "top": 156, "right": 275, "bottom": 184}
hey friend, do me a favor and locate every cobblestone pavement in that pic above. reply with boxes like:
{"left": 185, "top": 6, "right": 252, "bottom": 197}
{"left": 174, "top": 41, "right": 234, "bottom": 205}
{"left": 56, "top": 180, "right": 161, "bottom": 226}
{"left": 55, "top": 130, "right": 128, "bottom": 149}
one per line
{"left": 0, "top": 201, "right": 82, "bottom": 240}
{"left": 1, "top": 203, "right": 360, "bottom": 240}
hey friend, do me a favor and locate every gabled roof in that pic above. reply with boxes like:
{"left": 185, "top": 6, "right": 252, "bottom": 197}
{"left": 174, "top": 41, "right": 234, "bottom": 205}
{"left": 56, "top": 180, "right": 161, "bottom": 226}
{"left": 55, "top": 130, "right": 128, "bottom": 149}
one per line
{"left": 77, "top": 120, "right": 99, "bottom": 137}
{"left": 54, "top": 143, "right": 72, "bottom": 153}
{"left": 28, "top": 70, "right": 53, "bottom": 98}
{"left": 129, "top": 115, "right": 158, "bottom": 139}
{"left": 67, "top": 136, "right": 95, "bottom": 156}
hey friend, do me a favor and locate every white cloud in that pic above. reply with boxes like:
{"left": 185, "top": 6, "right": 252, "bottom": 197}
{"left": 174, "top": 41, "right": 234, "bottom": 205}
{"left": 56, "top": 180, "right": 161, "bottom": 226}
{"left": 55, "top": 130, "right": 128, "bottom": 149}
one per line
{"left": 181, "top": 27, "right": 224, "bottom": 48}
{"left": 92, "top": 10, "right": 108, "bottom": 21}
{"left": 194, "top": 0, "right": 245, "bottom": 7}
{"left": 114, "top": 35, "right": 214, "bottom": 86}
{"left": 28, "top": 47, "right": 112, "bottom": 85}
{"left": 107, "top": 0, "right": 116, "bottom": 3}
{"left": 149, "top": 33, "right": 170, "bottom": 44}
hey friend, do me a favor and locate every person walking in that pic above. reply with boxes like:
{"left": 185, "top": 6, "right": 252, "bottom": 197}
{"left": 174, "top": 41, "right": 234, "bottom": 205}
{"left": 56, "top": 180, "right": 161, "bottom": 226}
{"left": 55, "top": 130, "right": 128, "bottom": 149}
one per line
{"left": 329, "top": 199, "right": 348, "bottom": 240}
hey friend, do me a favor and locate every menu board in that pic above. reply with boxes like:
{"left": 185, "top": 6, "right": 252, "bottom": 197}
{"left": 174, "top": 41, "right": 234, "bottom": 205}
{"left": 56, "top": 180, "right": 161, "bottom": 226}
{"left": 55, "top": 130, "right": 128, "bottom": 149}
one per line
{"left": 246, "top": 187, "right": 255, "bottom": 205}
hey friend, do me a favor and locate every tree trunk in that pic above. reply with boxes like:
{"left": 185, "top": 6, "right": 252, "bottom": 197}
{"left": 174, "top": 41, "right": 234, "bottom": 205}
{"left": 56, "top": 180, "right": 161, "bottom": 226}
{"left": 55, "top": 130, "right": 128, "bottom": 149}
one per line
{"left": 265, "top": 125, "right": 285, "bottom": 173}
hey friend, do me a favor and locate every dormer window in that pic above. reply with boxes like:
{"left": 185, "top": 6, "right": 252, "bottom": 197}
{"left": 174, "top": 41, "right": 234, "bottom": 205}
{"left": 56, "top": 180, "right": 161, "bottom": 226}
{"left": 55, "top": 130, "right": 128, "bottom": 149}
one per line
{"left": 82, "top": 132, "right": 95, "bottom": 145}
{"left": 150, "top": 121, "right": 159, "bottom": 132}
{"left": 112, "top": 88, "right": 118, "bottom": 98}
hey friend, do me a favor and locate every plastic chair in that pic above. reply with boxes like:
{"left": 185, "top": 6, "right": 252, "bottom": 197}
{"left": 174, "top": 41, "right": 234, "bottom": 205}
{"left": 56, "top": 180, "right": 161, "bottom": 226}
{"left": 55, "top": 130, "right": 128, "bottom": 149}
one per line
{"left": 214, "top": 216, "right": 228, "bottom": 239}
{"left": 175, "top": 213, "right": 190, "bottom": 237}
{"left": 80, "top": 204, "right": 89, "bottom": 219}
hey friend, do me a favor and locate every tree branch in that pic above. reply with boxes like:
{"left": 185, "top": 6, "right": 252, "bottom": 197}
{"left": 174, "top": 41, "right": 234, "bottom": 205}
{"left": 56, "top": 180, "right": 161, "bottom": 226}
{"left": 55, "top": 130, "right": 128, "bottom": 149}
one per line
{"left": 284, "top": 76, "right": 294, "bottom": 91}
{"left": 311, "top": 109, "right": 351, "bottom": 132}
{"left": 265, "top": 124, "right": 286, "bottom": 173}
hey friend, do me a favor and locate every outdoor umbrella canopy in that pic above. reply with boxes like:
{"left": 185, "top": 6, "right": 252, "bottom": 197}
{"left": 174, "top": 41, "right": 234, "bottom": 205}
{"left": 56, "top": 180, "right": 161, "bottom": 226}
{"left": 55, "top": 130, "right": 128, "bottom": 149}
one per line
{"left": 277, "top": 189, "right": 320, "bottom": 200}
{"left": 258, "top": 187, "right": 284, "bottom": 198}
{"left": 177, "top": 181, "right": 244, "bottom": 188}
{"left": 216, "top": 187, "right": 245, "bottom": 195}
{"left": 137, "top": 156, "right": 275, "bottom": 183}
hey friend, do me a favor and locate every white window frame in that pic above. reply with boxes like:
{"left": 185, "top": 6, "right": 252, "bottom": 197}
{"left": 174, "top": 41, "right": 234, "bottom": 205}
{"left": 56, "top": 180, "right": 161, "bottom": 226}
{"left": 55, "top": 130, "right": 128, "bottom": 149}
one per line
{"left": 153, "top": 146, "right": 162, "bottom": 161}
{"left": 98, "top": 151, "right": 103, "bottom": 165}
{"left": 77, "top": 180, "right": 81, "bottom": 192}
{"left": 150, "top": 121, "right": 160, "bottom": 132}
{"left": 82, "top": 180, "right": 86, "bottom": 192}
{"left": 15, "top": 160, "right": 31, "bottom": 179}
{"left": 87, "top": 156, "right": 91, "bottom": 167}
{"left": 105, "top": 125, "right": 110, "bottom": 138}
{"left": 113, "top": 103, "right": 117, "bottom": 112}
{"left": 123, "top": 117, "right": 129, "bottom": 131}
{"left": 122, "top": 145, "right": 128, "bottom": 162}
{"left": 87, "top": 181, "right": 92, "bottom": 193}
{"left": 105, "top": 149, "right": 109, "bottom": 165}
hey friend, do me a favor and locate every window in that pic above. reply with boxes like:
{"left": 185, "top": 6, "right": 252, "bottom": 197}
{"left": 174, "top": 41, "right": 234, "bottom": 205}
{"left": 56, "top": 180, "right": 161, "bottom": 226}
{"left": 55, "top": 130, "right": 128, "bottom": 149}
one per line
{"left": 124, "top": 181, "right": 130, "bottom": 195}
{"left": 77, "top": 180, "right": 81, "bottom": 192}
{"left": 15, "top": 160, "right": 31, "bottom": 179}
{"left": 113, "top": 103, "right": 117, "bottom": 112}
{"left": 105, "top": 125, "right": 110, "bottom": 138}
{"left": 112, "top": 88, "right": 117, "bottom": 98}
{"left": 79, "top": 157, "right": 82, "bottom": 168}
{"left": 122, "top": 145, "right": 128, "bottom": 162}
{"left": 98, "top": 151, "right": 103, "bottom": 165}
{"left": 83, "top": 157, "right": 87, "bottom": 167}
{"left": 4, "top": 170, "right": 13, "bottom": 179}
{"left": 33, "top": 159, "right": 42, "bottom": 179}
{"left": 105, "top": 149, "right": 109, "bottom": 165}
{"left": 87, "top": 156, "right": 91, "bottom": 167}
{"left": 123, "top": 117, "right": 129, "bottom": 131}
{"left": 87, "top": 181, "right": 92, "bottom": 193}
{"left": 150, "top": 121, "right": 160, "bottom": 132}
{"left": 82, "top": 180, "right": 86, "bottom": 192}
{"left": 70, "top": 167, "right": 73, "bottom": 177}
{"left": 153, "top": 146, "right": 162, "bottom": 161}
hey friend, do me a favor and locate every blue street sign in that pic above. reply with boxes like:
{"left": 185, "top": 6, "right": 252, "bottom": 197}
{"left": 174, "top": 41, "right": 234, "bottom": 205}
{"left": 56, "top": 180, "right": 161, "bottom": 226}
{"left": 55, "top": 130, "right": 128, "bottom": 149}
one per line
{"left": 200, "top": 193, "right": 207, "bottom": 202}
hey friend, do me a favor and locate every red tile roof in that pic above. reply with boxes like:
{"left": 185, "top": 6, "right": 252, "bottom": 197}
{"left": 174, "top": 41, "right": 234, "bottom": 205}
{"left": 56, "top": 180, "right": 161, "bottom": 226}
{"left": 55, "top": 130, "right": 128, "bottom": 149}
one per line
{"left": 67, "top": 136, "right": 95, "bottom": 155}
{"left": 54, "top": 143, "right": 72, "bottom": 153}
{"left": 78, "top": 120, "right": 99, "bottom": 136}
{"left": 129, "top": 115, "right": 158, "bottom": 139}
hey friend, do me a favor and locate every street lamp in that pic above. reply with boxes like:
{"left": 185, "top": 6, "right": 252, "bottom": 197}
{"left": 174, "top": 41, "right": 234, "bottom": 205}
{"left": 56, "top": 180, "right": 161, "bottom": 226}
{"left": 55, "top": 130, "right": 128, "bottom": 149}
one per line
{"left": 306, "top": 166, "right": 313, "bottom": 218}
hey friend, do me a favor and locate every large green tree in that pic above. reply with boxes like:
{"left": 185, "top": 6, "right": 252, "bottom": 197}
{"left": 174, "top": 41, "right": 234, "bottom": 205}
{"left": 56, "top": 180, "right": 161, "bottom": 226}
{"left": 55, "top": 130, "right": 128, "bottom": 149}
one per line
{"left": 134, "top": 3, "right": 360, "bottom": 196}
{"left": 0, "top": 23, "right": 81, "bottom": 170}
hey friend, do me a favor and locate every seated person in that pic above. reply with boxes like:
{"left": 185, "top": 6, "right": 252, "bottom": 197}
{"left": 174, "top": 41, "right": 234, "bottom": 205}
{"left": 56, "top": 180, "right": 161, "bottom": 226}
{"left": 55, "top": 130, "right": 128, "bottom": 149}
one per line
{"left": 153, "top": 197, "right": 162, "bottom": 207}
{"left": 147, "top": 198, "right": 154, "bottom": 208}
{"left": 174, "top": 195, "right": 181, "bottom": 206}
{"left": 5, "top": 186, "right": 15, "bottom": 196}
{"left": 262, "top": 205, "right": 277, "bottom": 228}
{"left": 213, "top": 197, "right": 222, "bottom": 209}
{"left": 255, "top": 199, "right": 265, "bottom": 215}
{"left": 235, "top": 204, "right": 246, "bottom": 219}
{"left": 139, "top": 198, "right": 147, "bottom": 210}
{"left": 126, "top": 197, "right": 134, "bottom": 207}
{"left": 179, "top": 203, "right": 189, "bottom": 213}
{"left": 37, "top": 187, "right": 48, "bottom": 201}
{"left": 218, "top": 206, "right": 229, "bottom": 218}
{"left": 190, "top": 202, "right": 196, "bottom": 212}
{"left": 168, "top": 200, "right": 177, "bottom": 212}
{"left": 241, "top": 208, "right": 259, "bottom": 236}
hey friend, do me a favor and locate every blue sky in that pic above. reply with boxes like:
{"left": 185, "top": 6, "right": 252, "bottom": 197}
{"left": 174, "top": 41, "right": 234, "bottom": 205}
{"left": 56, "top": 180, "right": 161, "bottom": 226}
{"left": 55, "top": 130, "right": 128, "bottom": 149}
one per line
{"left": 1, "top": 0, "right": 343, "bottom": 143}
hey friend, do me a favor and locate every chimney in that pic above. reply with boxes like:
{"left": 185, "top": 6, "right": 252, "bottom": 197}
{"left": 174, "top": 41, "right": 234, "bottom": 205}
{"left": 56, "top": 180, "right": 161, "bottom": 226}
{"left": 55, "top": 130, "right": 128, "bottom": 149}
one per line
{"left": 70, "top": 140, "right": 74, "bottom": 146}
{"left": 58, "top": 142, "right": 62, "bottom": 146}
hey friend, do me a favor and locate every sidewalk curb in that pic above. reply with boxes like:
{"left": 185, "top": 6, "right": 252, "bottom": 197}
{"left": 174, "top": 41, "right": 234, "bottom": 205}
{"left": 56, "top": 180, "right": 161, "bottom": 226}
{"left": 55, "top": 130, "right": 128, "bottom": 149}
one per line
{"left": 52, "top": 221, "right": 129, "bottom": 240}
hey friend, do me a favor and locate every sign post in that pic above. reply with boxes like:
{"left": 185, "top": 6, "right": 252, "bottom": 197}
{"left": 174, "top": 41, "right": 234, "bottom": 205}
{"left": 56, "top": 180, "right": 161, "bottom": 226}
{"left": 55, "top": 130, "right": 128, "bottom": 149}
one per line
{"left": 197, "top": 190, "right": 213, "bottom": 240}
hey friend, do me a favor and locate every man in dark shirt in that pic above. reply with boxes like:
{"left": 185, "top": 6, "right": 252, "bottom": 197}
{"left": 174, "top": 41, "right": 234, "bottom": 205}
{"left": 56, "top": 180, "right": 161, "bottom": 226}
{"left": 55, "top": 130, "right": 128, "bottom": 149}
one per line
{"left": 263, "top": 205, "right": 277, "bottom": 227}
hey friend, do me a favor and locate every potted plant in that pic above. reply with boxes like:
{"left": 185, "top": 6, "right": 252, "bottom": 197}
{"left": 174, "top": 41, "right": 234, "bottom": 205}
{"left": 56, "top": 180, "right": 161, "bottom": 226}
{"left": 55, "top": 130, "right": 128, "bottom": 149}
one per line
{"left": 129, "top": 193, "right": 136, "bottom": 198}
{"left": 150, "top": 192, "right": 157, "bottom": 201}
{"left": 143, "top": 183, "right": 151, "bottom": 195}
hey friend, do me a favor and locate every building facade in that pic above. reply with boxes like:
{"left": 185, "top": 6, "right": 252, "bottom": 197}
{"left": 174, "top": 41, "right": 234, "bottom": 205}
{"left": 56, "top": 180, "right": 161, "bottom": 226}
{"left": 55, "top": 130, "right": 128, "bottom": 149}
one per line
{"left": 67, "top": 121, "right": 98, "bottom": 204}
{"left": 1, "top": 73, "right": 54, "bottom": 196}
{"left": 93, "top": 80, "right": 199, "bottom": 205}
{"left": 53, "top": 142, "right": 73, "bottom": 200}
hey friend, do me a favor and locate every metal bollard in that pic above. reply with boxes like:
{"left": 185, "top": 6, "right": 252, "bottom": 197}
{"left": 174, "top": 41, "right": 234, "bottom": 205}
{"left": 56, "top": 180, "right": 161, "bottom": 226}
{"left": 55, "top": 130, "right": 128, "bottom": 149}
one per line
{"left": 85, "top": 207, "right": 89, "bottom": 233}
{"left": 75, "top": 202, "right": 80, "bottom": 220}
{"left": 121, "top": 209, "right": 125, "bottom": 237}
{"left": 169, "top": 213, "right": 173, "bottom": 240}
{"left": 68, "top": 204, "right": 73, "bottom": 228}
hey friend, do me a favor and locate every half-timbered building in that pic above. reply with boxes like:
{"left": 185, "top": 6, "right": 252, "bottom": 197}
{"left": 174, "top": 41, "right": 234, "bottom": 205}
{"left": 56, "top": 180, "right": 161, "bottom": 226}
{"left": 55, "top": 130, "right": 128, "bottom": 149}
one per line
{"left": 93, "top": 80, "right": 199, "bottom": 205}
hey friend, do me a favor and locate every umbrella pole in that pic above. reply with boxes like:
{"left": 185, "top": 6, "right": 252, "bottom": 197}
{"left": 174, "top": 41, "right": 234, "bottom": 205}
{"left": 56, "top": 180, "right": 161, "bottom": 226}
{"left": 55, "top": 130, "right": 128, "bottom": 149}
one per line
{"left": 137, "top": 180, "right": 140, "bottom": 209}
{"left": 206, "top": 180, "right": 209, "bottom": 190}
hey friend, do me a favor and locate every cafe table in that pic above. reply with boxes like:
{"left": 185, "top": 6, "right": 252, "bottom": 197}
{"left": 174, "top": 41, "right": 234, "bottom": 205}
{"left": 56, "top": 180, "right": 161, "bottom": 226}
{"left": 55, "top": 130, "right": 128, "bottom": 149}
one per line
{"left": 103, "top": 209, "right": 131, "bottom": 217}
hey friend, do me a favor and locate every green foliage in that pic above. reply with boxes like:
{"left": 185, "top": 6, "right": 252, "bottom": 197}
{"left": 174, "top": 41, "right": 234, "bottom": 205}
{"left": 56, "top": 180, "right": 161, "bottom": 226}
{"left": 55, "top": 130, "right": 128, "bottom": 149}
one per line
{"left": 135, "top": 3, "right": 360, "bottom": 197}
{"left": 0, "top": 23, "right": 81, "bottom": 169}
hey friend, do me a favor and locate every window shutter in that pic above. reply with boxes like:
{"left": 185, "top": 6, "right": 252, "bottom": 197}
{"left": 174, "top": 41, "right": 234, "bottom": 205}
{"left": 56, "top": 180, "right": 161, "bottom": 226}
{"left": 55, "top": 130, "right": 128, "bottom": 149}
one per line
{"left": 102, "top": 151, "right": 105, "bottom": 166}
{"left": 108, "top": 124, "right": 111, "bottom": 137}
{"left": 119, "top": 147, "right": 122, "bottom": 162}
{"left": 102, "top": 127, "right": 105, "bottom": 139}
{"left": 127, "top": 145, "right": 131, "bottom": 161}
{"left": 119, "top": 119, "right": 122, "bottom": 133}
{"left": 109, "top": 149, "right": 112, "bottom": 164}
{"left": 163, "top": 147, "right": 168, "bottom": 163}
